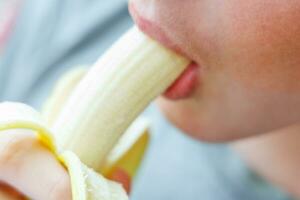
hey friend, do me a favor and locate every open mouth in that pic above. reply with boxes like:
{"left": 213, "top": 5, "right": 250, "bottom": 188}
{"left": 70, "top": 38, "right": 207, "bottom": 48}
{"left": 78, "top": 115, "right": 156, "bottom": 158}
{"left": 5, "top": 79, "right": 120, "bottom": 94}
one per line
{"left": 164, "top": 62, "right": 199, "bottom": 100}
{"left": 129, "top": 3, "right": 200, "bottom": 100}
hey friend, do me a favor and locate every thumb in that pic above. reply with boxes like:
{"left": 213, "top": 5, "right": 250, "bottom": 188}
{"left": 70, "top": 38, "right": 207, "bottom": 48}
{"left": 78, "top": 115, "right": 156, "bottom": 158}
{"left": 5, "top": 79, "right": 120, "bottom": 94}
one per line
{"left": 0, "top": 129, "right": 72, "bottom": 200}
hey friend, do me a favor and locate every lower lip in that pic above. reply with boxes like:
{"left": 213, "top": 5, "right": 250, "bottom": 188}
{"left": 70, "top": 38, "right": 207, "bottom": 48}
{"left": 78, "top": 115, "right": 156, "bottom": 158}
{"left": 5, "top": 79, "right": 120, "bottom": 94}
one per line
{"left": 164, "top": 62, "right": 199, "bottom": 100}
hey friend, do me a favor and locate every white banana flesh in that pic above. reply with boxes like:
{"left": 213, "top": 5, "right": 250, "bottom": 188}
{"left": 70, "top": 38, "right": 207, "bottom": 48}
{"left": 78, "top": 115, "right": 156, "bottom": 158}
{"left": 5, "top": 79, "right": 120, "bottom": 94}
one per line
{"left": 0, "top": 26, "right": 190, "bottom": 199}
{"left": 53, "top": 26, "right": 189, "bottom": 170}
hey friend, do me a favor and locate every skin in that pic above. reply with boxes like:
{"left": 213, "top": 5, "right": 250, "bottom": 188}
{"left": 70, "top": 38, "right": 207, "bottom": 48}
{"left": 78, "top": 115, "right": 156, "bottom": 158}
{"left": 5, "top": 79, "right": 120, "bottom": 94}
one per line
{"left": 0, "top": 130, "right": 72, "bottom": 200}
{"left": 232, "top": 125, "right": 300, "bottom": 197}
{"left": 130, "top": 0, "right": 300, "bottom": 141}
{"left": 1, "top": 0, "right": 300, "bottom": 198}
{"left": 128, "top": 0, "right": 300, "bottom": 197}
{"left": 0, "top": 129, "right": 131, "bottom": 199}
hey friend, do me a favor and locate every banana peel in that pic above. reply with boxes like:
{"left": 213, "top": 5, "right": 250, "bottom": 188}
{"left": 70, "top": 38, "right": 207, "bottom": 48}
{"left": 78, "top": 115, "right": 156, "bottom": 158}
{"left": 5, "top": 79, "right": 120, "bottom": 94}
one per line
{"left": 102, "top": 118, "right": 149, "bottom": 193}
{"left": 0, "top": 66, "right": 150, "bottom": 199}
{"left": 0, "top": 102, "right": 128, "bottom": 200}
{"left": 43, "top": 67, "right": 150, "bottom": 193}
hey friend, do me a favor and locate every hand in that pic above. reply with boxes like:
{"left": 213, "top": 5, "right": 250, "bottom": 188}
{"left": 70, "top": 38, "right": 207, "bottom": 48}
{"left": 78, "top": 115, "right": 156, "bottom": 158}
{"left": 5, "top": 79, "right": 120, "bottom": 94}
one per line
{"left": 0, "top": 129, "right": 72, "bottom": 200}
{"left": 0, "top": 129, "right": 131, "bottom": 199}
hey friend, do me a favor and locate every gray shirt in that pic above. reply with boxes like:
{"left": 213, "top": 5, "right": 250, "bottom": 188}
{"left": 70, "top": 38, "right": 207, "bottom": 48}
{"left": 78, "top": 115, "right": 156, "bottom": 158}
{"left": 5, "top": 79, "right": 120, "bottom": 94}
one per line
{"left": 0, "top": 0, "right": 292, "bottom": 199}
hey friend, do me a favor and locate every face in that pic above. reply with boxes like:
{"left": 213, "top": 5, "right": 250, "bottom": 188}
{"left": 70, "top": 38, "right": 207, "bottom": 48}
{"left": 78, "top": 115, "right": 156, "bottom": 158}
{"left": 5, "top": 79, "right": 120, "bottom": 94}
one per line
{"left": 129, "top": 0, "right": 300, "bottom": 141}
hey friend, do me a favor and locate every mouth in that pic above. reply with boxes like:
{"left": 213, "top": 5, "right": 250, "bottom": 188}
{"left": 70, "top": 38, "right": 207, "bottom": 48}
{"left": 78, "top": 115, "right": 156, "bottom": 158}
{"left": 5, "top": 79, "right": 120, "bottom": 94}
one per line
{"left": 129, "top": 3, "right": 200, "bottom": 100}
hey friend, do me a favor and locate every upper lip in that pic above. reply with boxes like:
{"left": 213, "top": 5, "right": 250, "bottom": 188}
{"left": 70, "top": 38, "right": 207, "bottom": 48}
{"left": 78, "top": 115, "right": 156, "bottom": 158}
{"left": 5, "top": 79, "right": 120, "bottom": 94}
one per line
{"left": 129, "top": 3, "right": 188, "bottom": 58}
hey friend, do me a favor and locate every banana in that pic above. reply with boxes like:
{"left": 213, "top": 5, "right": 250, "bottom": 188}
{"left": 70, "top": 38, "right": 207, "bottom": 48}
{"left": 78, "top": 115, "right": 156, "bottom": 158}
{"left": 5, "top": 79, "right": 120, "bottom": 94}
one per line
{"left": 52, "top": 26, "right": 189, "bottom": 170}
{"left": 43, "top": 67, "right": 150, "bottom": 193}
{"left": 0, "top": 26, "right": 190, "bottom": 199}
{"left": 0, "top": 102, "right": 127, "bottom": 200}
{"left": 43, "top": 67, "right": 87, "bottom": 126}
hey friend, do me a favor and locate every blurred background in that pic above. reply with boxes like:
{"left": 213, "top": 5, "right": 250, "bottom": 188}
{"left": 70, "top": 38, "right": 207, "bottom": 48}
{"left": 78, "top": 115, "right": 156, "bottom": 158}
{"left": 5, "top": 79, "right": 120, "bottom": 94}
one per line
{"left": 0, "top": 0, "right": 20, "bottom": 54}
{"left": 0, "top": 1, "right": 293, "bottom": 199}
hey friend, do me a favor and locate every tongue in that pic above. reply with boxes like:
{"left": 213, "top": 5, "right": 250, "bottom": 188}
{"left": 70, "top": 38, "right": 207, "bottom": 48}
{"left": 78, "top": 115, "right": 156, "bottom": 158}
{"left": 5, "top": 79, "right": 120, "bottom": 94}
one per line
{"left": 164, "top": 62, "right": 199, "bottom": 100}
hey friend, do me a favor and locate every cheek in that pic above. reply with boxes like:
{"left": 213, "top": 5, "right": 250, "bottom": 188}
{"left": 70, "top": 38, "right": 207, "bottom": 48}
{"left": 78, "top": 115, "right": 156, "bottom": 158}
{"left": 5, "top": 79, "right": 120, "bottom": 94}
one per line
{"left": 221, "top": 0, "right": 300, "bottom": 93}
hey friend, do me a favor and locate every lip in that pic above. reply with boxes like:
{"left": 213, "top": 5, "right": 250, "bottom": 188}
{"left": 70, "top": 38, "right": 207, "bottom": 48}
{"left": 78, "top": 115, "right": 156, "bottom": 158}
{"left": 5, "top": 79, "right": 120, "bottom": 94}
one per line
{"left": 164, "top": 62, "right": 199, "bottom": 100}
{"left": 129, "top": 3, "right": 184, "bottom": 55}
{"left": 129, "top": 3, "right": 200, "bottom": 100}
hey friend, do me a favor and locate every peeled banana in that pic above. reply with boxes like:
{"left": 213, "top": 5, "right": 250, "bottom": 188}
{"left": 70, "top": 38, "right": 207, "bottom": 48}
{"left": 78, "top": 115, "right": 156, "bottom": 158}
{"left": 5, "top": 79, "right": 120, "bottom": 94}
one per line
{"left": 0, "top": 26, "right": 190, "bottom": 199}
{"left": 43, "top": 66, "right": 150, "bottom": 193}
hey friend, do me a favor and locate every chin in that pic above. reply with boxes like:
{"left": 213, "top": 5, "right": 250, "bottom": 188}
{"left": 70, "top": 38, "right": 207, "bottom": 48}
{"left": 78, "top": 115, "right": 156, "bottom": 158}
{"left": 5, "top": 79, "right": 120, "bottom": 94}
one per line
{"left": 157, "top": 97, "right": 277, "bottom": 143}
{"left": 157, "top": 98, "right": 238, "bottom": 142}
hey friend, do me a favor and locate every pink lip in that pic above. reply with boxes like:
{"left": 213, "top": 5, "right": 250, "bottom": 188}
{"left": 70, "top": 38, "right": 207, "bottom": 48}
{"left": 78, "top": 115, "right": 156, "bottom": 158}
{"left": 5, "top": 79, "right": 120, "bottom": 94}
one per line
{"left": 129, "top": 3, "right": 200, "bottom": 100}
{"left": 129, "top": 3, "right": 183, "bottom": 55}
{"left": 164, "top": 62, "right": 199, "bottom": 99}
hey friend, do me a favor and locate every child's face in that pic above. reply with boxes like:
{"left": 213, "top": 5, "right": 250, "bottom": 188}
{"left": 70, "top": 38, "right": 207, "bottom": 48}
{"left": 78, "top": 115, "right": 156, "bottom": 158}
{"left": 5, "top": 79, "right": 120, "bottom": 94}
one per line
{"left": 129, "top": 0, "right": 300, "bottom": 141}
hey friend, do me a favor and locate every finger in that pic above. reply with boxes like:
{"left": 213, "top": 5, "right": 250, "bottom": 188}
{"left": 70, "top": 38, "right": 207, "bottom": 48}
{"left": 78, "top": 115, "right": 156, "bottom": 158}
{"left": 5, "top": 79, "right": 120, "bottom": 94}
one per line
{"left": 0, "top": 182, "right": 26, "bottom": 200}
{"left": 109, "top": 168, "right": 131, "bottom": 194}
{"left": 0, "top": 129, "right": 72, "bottom": 200}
